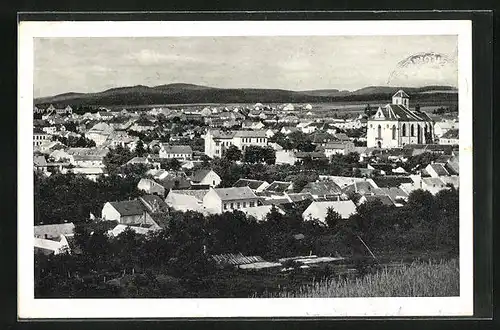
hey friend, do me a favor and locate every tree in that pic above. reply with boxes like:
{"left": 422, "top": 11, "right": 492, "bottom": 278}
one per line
{"left": 160, "top": 158, "right": 181, "bottom": 171}
{"left": 243, "top": 146, "right": 263, "bottom": 164}
{"left": 223, "top": 145, "right": 242, "bottom": 162}
{"left": 135, "top": 140, "right": 147, "bottom": 157}
{"left": 325, "top": 207, "right": 342, "bottom": 230}
{"left": 265, "top": 205, "right": 286, "bottom": 232}
{"left": 103, "top": 145, "right": 134, "bottom": 174}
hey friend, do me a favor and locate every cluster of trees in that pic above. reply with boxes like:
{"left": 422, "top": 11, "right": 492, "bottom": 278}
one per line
{"left": 223, "top": 145, "right": 276, "bottom": 164}
{"left": 432, "top": 105, "right": 458, "bottom": 115}
{"left": 400, "top": 152, "right": 440, "bottom": 172}
{"left": 52, "top": 134, "right": 96, "bottom": 148}
{"left": 270, "top": 131, "right": 316, "bottom": 152}
{"left": 35, "top": 186, "right": 459, "bottom": 298}
{"left": 103, "top": 143, "right": 150, "bottom": 174}
{"left": 34, "top": 171, "right": 142, "bottom": 225}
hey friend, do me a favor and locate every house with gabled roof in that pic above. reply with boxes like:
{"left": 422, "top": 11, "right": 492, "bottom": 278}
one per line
{"left": 190, "top": 169, "right": 221, "bottom": 187}
{"left": 101, "top": 195, "right": 168, "bottom": 227}
{"left": 301, "top": 180, "right": 343, "bottom": 198}
{"left": 341, "top": 180, "right": 378, "bottom": 196}
{"left": 420, "top": 177, "right": 449, "bottom": 195}
{"left": 204, "top": 129, "right": 268, "bottom": 158}
{"left": 233, "top": 178, "right": 270, "bottom": 192}
{"left": 159, "top": 144, "right": 193, "bottom": 159}
{"left": 425, "top": 163, "right": 450, "bottom": 178}
{"left": 203, "top": 186, "right": 260, "bottom": 214}
{"left": 242, "top": 120, "right": 265, "bottom": 130}
{"left": 34, "top": 234, "right": 71, "bottom": 255}
{"left": 438, "top": 128, "right": 459, "bottom": 145}
{"left": 357, "top": 194, "right": 395, "bottom": 207}
{"left": 165, "top": 189, "right": 209, "bottom": 213}
{"left": 324, "top": 141, "right": 355, "bottom": 157}
{"left": 86, "top": 122, "right": 114, "bottom": 146}
{"left": 137, "top": 178, "right": 166, "bottom": 196}
{"left": 285, "top": 192, "right": 315, "bottom": 203}
{"left": 264, "top": 181, "right": 293, "bottom": 194}
{"left": 367, "top": 90, "right": 434, "bottom": 148}
{"left": 302, "top": 200, "right": 357, "bottom": 224}
{"left": 242, "top": 205, "right": 285, "bottom": 222}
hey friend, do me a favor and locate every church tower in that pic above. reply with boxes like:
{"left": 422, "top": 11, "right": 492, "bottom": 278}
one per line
{"left": 392, "top": 90, "right": 410, "bottom": 109}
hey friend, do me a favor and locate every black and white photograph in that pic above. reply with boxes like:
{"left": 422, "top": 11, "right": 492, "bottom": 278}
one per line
{"left": 18, "top": 20, "right": 473, "bottom": 318}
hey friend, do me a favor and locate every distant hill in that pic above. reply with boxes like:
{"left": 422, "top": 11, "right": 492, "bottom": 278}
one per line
{"left": 34, "top": 83, "right": 458, "bottom": 107}
{"left": 299, "top": 89, "right": 351, "bottom": 97}
{"left": 349, "top": 85, "right": 457, "bottom": 96}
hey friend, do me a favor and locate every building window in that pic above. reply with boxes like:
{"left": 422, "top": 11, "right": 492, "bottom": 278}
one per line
{"left": 377, "top": 125, "right": 382, "bottom": 139}
{"left": 249, "top": 201, "right": 255, "bottom": 207}
{"left": 223, "top": 203, "right": 227, "bottom": 210}
{"left": 230, "top": 202, "right": 234, "bottom": 209}
{"left": 243, "top": 202, "right": 246, "bottom": 207}
{"left": 237, "top": 202, "right": 241, "bottom": 208}
{"left": 402, "top": 124, "right": 406, "bottom": 136}
{"left": 411, "top": 124, "right": 415, "bottom": 137}
{"left": 392, "top": 125, "right": 396, "bottom": 140}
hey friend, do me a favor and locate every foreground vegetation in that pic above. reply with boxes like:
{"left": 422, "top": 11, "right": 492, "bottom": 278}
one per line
{"left": 34, "top": 184, "right": 459, "bottom": 298}
{"left": 260, "top": 259, "right": 459, "bottom": 298}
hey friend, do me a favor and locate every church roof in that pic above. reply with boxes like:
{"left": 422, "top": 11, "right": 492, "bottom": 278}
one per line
{"left": 372, "top": 104, "right": 432, "bottom": 122}
{"left": 393, "top": 90, "right": 409, "bottom": 98}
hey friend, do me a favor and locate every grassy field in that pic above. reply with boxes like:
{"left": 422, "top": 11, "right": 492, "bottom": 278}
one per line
{"left": 259, "top": 259, "right": 459, "bottom": 298}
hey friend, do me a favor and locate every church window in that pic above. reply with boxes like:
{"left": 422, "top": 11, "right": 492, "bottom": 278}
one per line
{"left": 411, "top": 124, "right": 415, "bottom": 137}
{"left": 392, "top": 125, "right": 396, "bottom": 140}
{"left": 377, "top": 125, "right": 382, "bottom": 139}
{"left": 402, "top": 124, "right": 406, "bottom": 136}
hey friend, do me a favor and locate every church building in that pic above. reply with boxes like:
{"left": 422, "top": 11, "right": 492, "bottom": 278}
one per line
{"left": 367, "top": 90, "right": 434, "bottom": 148}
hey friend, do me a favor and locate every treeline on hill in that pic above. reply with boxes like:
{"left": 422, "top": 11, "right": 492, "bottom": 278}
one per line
{"left": 35, "top": 186, "right": 459, "bottom": 298}
{"left": 35, "top": 84, "right": 457, "bottom": 107}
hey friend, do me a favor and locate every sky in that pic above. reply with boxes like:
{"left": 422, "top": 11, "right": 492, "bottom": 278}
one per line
{"left": 33, "top": 35, "right": 458, "bottom": 98}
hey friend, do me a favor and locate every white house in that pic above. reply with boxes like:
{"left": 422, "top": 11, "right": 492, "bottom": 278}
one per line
{"left": 434, "top": 120, "right": 459, "bottom": 138}
{"left": 190, "top": 169, "right": 221, "bottom": 187}
{"left": 275, "top": 150, "right": 298, "bottom": 165}
{"left": 242, "top": 205, "right": 285, "bottom": 222}
{"left": 425, "top": 163, "right": 450, "bottom": 178}
{"left": 165, "top": 189, "right": 210, "bottom": 213}
{"left": 204, "top": 129, "right": 268, "bottom": 158}
{"left": 302, "top": 200, "right": 357, "bottom": 224}
{"left": 86, "top": 122, "right": 114, "bottom": 146}
{"left": 202, "top": 186, "right": 260, "bottom": 214}
{"left": 265, "top": 129, "right": 276, "bottom": 139}
{"left": 242, "top": 121, "right": 265, "bottom": 130}
{"left": 367, "top": 90, "right": 434, "bottom": 148}
{"left": 420, "top": 177, "right": 449, "bottom": 195}
{"left": 159, "top": 144, "right": 193, "bottom": 159}
{"left": 101, "top": 200, "right": 153, "bottom": 225}
{"left": 323, "top": 141, "right": 355, "bottom": 157}
{"left": 34, "top": 234, "right": 71, "bottom": 255}
{"left": 137, "top": 178, "right": 166, "bottom": 196}
{"left": 438, "top": 129, "right": 459, "bottom": 145}
{"left": 33, "top": 128, "right": 51, "bottom": 147}
{"left": 233, "top": 178, "right": 270, "bottom": 192}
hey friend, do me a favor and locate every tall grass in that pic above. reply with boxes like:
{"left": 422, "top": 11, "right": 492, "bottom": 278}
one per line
{"left": 260, "top": 259, "right": 459, "bottom": 298}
